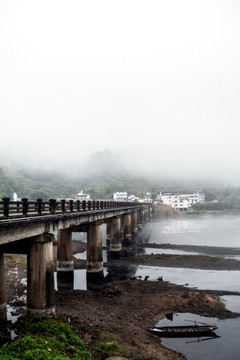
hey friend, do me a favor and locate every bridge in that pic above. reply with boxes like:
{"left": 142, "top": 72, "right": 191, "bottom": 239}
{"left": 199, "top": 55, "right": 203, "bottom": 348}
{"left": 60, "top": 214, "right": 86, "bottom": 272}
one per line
{"left": 0, "top": 197, "right": 153, "bottom": 322}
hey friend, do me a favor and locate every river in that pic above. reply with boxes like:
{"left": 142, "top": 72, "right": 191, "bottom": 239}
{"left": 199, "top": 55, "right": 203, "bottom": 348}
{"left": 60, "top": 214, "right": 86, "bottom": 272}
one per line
{"left": 141, "top": 215, "right": 240, "bottom": 360}
{"left": 56, "top": 216, "right": 240, "bottom": 359}
{"left": 71, "top": 215, "right": 240, "bottom": 359}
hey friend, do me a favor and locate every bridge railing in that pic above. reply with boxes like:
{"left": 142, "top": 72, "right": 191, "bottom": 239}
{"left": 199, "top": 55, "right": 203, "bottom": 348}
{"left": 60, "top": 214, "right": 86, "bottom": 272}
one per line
{"left": 0, "top": 198, "right": 142, "bottom": 220}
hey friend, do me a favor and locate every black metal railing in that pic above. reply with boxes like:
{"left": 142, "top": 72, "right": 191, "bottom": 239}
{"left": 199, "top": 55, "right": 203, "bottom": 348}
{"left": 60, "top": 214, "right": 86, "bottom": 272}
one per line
{"left": 0, "top": 198, "right": 143, "bottom": 220}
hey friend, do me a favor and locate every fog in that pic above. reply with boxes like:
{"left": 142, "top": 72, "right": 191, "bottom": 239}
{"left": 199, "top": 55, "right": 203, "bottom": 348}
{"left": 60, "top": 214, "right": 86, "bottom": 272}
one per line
{"left": 1, "top": 1, "right": 240, "bottom": 183}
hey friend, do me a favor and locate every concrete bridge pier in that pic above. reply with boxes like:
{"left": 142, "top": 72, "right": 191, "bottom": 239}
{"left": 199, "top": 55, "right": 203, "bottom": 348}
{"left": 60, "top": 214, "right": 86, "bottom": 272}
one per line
{"left": 0, "top": 252, "right": 6, "bottom": 322}
{"left": 149, "top": 206, "right": 153, "bottom": 219}
{"left": 144, "top": 208, "right": 149, "bottom": 222}
{"left": 122, "top": 213, "right": 132, "bottom": 245}
{"left": 106, "top": 221, "right": 111, "bottom": 246}
{"left": 141, "top": 208, "right": 147, "bottom": 223}
{"left": 131, "top": 210, "right": 138, "bottom": 241}
{"left": 27, "top": 233, "right": 55, "bottom": 317}
{"left": 57, "top": 229, "right": 74, "bottom": 290}
{"left": 86, "top": 220, "right": 104, "bottom": 291}
{"left": 137, "top": 210, "right": 143, "bottom": 230}
{"left": 109, "top": 216, "right": 122, "bottom": 259}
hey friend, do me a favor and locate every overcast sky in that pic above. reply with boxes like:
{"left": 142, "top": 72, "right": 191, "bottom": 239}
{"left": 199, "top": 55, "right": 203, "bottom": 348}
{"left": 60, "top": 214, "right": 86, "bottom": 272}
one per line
{"left": 1, "top": 0, "right": 240, "bottom": 183}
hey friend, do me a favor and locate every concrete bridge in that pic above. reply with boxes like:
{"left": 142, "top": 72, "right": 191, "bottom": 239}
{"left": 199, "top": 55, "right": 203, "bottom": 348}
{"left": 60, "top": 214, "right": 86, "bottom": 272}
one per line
{"left": 0, "top": 198, "right": 153, "bottom": 322}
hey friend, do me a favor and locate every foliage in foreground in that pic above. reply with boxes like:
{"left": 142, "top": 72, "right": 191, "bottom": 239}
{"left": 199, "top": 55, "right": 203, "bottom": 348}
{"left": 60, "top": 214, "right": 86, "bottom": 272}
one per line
{"left": 4, "top": 253, "right": 27, "bottom": 266}
{"left": 92, "top": 341, "right": 127, "bottom": 360}
{"left": 0, "top": 318, "right": 91, "bottom": 360}
{"left": 0, "top": 318, "right": 126, "bottom": 360}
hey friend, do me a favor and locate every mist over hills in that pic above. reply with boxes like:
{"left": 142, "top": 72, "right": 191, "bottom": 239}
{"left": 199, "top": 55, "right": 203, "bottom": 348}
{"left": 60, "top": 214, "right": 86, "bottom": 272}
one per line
{"left": 0, "top": 150, "right": 232, "bottom": 202}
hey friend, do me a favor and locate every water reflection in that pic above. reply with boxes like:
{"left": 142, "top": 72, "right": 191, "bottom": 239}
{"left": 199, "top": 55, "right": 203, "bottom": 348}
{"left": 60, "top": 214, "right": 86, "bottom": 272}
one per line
{"left": 147, "top": 216, "right": 240, "bottom": 248}
{"left": 57, "top": 270, "right": 74, "bottom": 290}
{"left": 153, "top": 312, "right": 220, "bottom": 339}
{"left": 55, "top": 262, "right": 139, "bottom": 291}
{"left": 74, "top": 250, "right": 108, "bottom": 262}
{"left": 105, "top": 263, "right": 138, "bottom": 282}
{"left": 220, "top": 295, "right": 240, "bottom": 313}
{"left": 162, "top": 221, "right": 201, "bottom": 234}
{"left": 133, "top": 265, "right": 240, "bottom": 292}
{"left": 155, "top": 313, "right": 240, "bottom": 360}
{"left": 55, "top": 270, "right": 87, "bottom": 291}
{"left": 86, "top": 270, "right": 105, "bottom": 292}
{"left": 54, "top": 217, "right": 240, "bottom": 360}
{"left": 143, "top": 248, "right": 201, "bottom": 256}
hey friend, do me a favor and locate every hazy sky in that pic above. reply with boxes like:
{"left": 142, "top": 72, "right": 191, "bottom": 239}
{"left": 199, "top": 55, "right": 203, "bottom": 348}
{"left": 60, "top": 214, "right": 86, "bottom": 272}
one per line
{"left": 1, "top": 0, "right": 240, "bottom": 183}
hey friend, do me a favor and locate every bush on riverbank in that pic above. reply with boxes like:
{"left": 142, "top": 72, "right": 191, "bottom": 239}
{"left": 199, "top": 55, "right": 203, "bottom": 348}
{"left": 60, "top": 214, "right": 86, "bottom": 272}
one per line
{"left": 0, "top": 318, "right": 127, "bottom": 360}
{"left": 191, "top": 197, "right": 240, "bottom": 214}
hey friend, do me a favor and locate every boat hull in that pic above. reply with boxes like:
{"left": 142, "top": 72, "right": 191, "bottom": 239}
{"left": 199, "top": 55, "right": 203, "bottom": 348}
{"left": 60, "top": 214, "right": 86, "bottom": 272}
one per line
{"left": 148, "top": 325, "right": 219, "bottom": 338}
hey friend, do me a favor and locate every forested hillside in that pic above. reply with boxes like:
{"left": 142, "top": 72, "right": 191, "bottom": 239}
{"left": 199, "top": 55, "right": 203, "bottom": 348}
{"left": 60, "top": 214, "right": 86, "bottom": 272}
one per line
{"left": 0, "top": 166, "right": 162, "bottom": 201}
{"left": 1, "top": 151, "right": 240, "bottom": 204}
{"left": 0, "top": 167, "right": 14, "bottom": 199}
{"left": 0, "top": 151, "right": 163, "bottom": 200}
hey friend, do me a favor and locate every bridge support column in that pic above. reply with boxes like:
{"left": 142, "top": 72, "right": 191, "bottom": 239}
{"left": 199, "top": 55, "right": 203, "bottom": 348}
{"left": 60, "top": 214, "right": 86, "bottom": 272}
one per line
{"left": 123, "top": 213, "right": 132, "bottom": 245}
{"left": 57, "top": 229, "right": 73, "bottom": 271}
{"left": 141, "top": 208, "right": 146, "bottom": 223}
{"left": 137, "top": 210, "right": 143, "bottom": 230}
{"left": 106, "top": 221, "right": 111, "bottom": 246}
{"left": 144, "top": 208, "right": 149, "bottom": 222}
{"left": 149, "top": 206, "right": 152, "bottom": 219}
{"left": 0, "top": 252, "right": 7, "bottom": 322}
{"left": 131, "top": 211, "right": 138, "bottom": 236}
{"left": 27, "top": 233, "right": 55, "bottom": 317}
{"left": 57, "top": 229, "right": 74, "bottom": 290}
{"left": 87, "top": 221, "right": 104, "bottom": 291}
{"left": 109, "top": 216, "right": 122, "bottom": 259}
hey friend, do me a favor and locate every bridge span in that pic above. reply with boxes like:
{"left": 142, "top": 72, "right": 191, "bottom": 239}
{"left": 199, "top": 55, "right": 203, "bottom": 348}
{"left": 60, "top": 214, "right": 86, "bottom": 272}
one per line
{"left": 0, "top": 198, "right": 153, "bottom": 322}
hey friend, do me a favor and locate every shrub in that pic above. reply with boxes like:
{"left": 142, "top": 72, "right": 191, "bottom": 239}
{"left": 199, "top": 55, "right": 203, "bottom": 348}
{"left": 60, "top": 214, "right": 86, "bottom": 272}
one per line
{"left": 0, "top": 318, "right": 92, "bottom": 360}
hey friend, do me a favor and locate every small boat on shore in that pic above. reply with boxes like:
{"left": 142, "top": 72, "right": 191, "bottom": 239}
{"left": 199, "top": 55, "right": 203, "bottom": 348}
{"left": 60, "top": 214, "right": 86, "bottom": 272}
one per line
{"left": 148, "top": 321, "right": 219, "bottom": 338}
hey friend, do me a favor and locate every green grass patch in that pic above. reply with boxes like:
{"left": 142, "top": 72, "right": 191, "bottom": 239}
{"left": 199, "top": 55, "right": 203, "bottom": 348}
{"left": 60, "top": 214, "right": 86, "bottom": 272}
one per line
{"left": 4, "top": 254, "right": 27, "bottom": 266}
{"left": 92, "top": 341, "right": 128, "bottom": 360}
{"left": 0, "top": 318, "right": 91, "bottom": 360}
{"left": 0, "top": 317, "right": 129, "bottom": 360}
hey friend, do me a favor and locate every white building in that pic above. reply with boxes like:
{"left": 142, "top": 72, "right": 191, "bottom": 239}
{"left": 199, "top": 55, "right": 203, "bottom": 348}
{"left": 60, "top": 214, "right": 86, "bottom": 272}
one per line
{"left": 138, "top": 192, "right": 153, "bottom": 204}
{"left": 76, "top": 190, "right": 91, "bottom": 201}
{"left": 128, "top": 194, "right": 140, "bottom": 202}
{"left": 12, "top": 192, "right": 21, "bottom": 201}
{"left": 113, "top": 192, "right": 128, "bottom": 201}
{"left": 158, "top": 191, "right": 205, "bottom": 211}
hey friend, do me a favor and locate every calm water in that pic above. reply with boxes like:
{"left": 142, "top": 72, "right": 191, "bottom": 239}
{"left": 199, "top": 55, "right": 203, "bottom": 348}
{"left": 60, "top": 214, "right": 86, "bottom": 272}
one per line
{"left": 69, "top": 216, "right": 240, "bottom": 360}
{"left": 41, "top": 217, "right": 240, "bottom": 359}
{"left": 143, "top": 216, "right": 240, "bottom": 360}
{"left": 146, "top": 216, "right": 240, "bottom": 247}
{"left": 156, "top": 312, "right": 240, "bottom": 360}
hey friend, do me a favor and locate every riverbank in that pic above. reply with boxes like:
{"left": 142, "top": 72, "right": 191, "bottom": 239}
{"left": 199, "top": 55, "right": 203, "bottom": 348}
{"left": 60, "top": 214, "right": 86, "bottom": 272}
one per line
{"left": 4, "top": 241, "right": 240, "bottom": 360}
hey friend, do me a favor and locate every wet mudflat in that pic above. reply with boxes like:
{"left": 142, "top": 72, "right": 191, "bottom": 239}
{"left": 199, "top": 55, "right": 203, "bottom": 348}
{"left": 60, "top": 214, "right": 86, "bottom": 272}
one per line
{"left": 4, "top": 241, "right": 240, "bottom": 360}
{"left": 55, "top": 277, "right": 237, "bottom": 360}
{"left": 4, "top": 215, "right": 240, "bottom": 359}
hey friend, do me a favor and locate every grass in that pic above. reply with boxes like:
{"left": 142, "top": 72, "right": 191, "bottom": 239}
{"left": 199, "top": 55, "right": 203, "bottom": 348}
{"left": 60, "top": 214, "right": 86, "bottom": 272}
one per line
{"left": 0, "top": 317, "right": 129, "bottom": 360}
{"left": 4, "top": 254, "right": 27, "bottom": 266}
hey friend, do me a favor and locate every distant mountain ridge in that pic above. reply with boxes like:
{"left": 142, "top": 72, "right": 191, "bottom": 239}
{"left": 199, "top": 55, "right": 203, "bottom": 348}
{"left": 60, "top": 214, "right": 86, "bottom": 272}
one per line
{"left": 84, "top": 150, "right": 127, "bottom": 177}
{"left": 0, "top": 151, "right": 160, "bottom": 200}
{"left": 0, "top": 150, "right": 229, "bottom": 202}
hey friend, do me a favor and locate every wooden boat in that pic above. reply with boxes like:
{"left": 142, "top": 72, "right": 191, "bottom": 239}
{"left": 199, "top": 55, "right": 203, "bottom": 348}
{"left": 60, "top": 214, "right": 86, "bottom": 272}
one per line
{"left": 148, "top": 322, "right": 219, "bottom": 337}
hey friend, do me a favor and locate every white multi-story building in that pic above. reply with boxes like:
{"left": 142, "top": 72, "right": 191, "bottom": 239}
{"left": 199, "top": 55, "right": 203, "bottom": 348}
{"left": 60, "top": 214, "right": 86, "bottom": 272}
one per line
{"left": 13, "top": 192, "right": 21, "bottom": 201}
{"left": 113, "top": 192, "right": 128, "bottom": 201}
{"left": 158, "top": 191, "right": 205, "bottom": 211}
{"left": 128, "top": 194, "right": 140, "bottom": 202}
{"left": 139, "top": 192, "right": 153, "bottom": 204}
{"left": 76, "top": 190, "right": 91, "bottom": 201}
